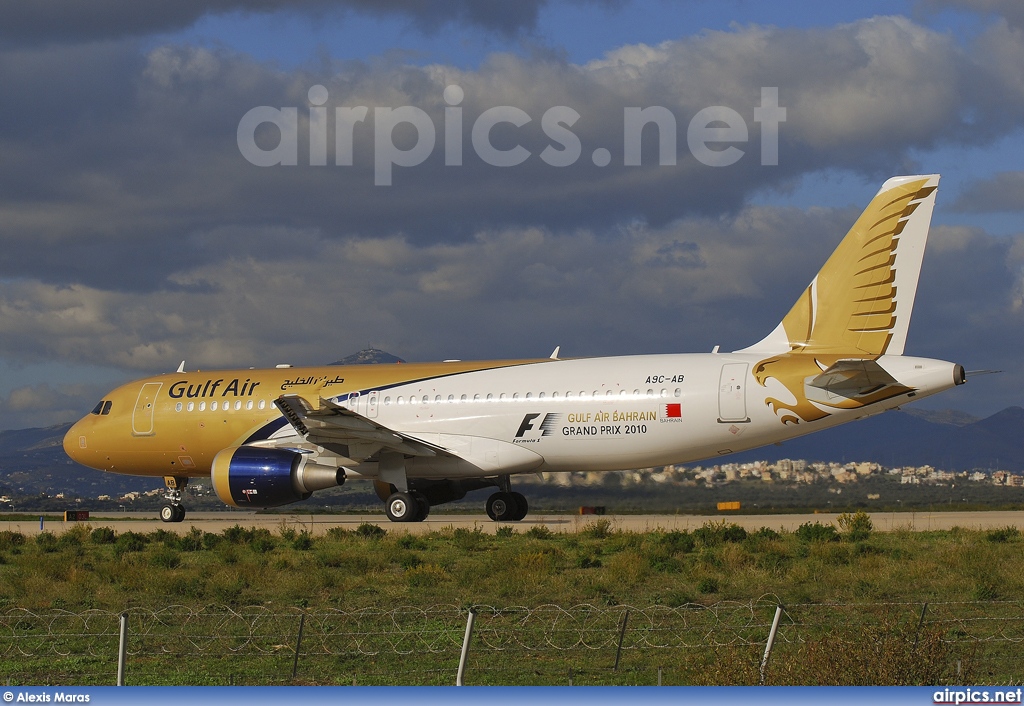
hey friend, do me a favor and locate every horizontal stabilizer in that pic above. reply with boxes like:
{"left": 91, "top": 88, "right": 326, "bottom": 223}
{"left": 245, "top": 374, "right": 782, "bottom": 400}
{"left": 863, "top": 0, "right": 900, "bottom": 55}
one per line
{"left": 809, "top": 359, "right": 902, "bottom": 396}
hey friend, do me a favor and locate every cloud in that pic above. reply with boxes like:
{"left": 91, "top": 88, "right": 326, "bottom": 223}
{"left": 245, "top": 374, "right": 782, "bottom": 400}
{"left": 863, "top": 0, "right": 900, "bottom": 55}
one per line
{"left": 3, "top": 15, "right": 1022, "bottom": 299}
{"left": 0, "top": 0, "right": 574, "bottom": 45}
{"left": 0, "top": 205, "right": 910, "bottom": 371}
{"left": 951, "top": 171, "right": 1024, "bottom": 212}
{"left": 3, "top": 201, "right": 1019, "bottom": 416}
{"left": 0, "top": 383, "right": 109, "bottom": 429}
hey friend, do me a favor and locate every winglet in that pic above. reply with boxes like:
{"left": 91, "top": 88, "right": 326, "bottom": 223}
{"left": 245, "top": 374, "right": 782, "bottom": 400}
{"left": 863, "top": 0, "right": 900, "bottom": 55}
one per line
{"left": 176, "top": 361, "right": 185, "bottom": 373}
{"left": 550, "top": 346, "right": 560, "bottom": 360}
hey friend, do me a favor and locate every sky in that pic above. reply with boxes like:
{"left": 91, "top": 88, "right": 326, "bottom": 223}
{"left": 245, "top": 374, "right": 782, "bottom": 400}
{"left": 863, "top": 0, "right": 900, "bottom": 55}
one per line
{"left": 2, "top": 0, "right": 1024, "bottom": 430}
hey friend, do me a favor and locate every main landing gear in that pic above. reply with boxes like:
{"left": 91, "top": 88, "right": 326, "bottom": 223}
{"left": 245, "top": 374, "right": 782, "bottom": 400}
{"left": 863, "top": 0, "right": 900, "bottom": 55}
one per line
{"left": 485, "top": 475, "right": 528, "bottom": 521}
{"left": 485, "top": 491, "right": 528, "bottom": 521}
{"left": 373, "top": 474, "right": 531, "bottom": 523}
{"left": 160, "top": 475, "right": 188, "bottom": 523}
{"left": 384, "top": 490, "right": 430, "bottom": 523}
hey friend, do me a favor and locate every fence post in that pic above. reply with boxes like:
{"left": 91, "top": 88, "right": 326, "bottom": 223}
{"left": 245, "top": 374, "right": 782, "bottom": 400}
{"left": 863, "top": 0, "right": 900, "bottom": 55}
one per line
{"left": 456, "top": 607, "right": 477, "bottom": 686}
{"left": 912, "top": 602, "right": 929, "bottom": 650}
{"left": 291, "top": 613, "right": 306, "bottom": 679}
{"left": 658, "top": 666, "right": 663, "bottom": 686}
{"left": 613, "top": 609, "right": 630, "bottom": 671}
{"left": 759, "top": 604, "right": 783, "bottom": 685}
{"left": 116, "top": 612, "right": 128, "bottom": 686}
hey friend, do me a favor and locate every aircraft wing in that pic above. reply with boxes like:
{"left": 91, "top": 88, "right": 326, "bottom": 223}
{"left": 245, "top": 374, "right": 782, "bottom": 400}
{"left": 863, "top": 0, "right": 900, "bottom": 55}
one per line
{"left": 808, "top": 359, "right": 903, "bottom": 396}
{"left": 273, "top": 394, "right": 448, "bottom": 461}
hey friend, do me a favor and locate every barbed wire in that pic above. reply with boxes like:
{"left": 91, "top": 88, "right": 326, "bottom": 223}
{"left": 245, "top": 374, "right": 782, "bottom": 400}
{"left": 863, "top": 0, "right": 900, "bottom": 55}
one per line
{"left": 1, "top": 599, "right": 1022, "bottom": 661}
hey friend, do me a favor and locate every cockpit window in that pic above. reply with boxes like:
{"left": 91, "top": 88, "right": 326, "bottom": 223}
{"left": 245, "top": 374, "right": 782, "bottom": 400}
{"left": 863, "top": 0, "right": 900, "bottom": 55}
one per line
{"left": 91, "top": 401, "right": 104, "bottom": 415}
{"left": 101, "top": 401, "right": 112, "bottom": 415}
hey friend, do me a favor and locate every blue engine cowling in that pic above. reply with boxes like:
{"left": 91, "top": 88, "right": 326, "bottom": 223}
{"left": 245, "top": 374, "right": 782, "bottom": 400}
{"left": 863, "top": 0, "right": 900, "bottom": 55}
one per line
{"left": 211, "top": 446, "right": 344, "bottom": 508}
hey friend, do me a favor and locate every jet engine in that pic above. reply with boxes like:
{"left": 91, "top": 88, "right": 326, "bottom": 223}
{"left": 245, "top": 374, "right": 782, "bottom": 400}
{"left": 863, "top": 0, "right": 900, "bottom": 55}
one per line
{"left": 211, "top": 446, "right": 344, "bottom": 508}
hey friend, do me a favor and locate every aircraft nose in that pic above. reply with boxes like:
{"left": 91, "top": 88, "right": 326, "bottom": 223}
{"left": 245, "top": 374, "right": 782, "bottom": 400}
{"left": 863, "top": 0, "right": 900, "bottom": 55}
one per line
{"left": 63, "top": 419, "right": 87, "bottom": 463}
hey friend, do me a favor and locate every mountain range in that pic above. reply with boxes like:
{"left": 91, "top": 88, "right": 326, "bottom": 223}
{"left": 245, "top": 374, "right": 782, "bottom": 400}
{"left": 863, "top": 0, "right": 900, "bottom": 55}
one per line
{"left": 724, "top": 406, "right": 1024, "bottom": 471}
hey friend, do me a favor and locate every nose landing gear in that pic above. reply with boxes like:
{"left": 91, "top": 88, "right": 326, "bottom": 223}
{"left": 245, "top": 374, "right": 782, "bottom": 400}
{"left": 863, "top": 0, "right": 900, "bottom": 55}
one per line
{"left": 160, "top": 475, "right": 188, "bottom": 523}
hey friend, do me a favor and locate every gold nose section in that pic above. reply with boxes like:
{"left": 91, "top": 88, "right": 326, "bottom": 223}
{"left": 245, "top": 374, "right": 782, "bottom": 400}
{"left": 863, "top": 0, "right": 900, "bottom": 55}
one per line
{"left": 62, "top": 419, "right": 88, "bottom": 463}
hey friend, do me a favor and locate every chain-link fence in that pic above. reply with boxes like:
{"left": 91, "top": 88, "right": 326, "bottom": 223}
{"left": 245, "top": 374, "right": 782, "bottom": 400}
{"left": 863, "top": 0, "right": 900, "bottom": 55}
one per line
{"left": 2, "top": 599, "right": 1022, "bottom": 685}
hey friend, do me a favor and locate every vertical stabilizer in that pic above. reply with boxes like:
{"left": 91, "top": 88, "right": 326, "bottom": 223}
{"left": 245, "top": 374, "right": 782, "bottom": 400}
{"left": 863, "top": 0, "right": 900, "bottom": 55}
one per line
{"left": 739, "top": 174, "right": 939, "bottom": 356}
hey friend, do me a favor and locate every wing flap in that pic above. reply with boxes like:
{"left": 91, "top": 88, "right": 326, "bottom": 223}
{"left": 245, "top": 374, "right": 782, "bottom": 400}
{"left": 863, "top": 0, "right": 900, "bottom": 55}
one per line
{"left": 274, "top": 394, "right": 444, "bottom": 459}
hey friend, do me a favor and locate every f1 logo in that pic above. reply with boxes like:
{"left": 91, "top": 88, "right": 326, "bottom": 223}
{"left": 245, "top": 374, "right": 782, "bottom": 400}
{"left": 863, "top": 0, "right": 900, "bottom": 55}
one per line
{"left": 515, "top": 413, "right": 561, "bottom": 438}
{"left": 515, "top": 413, "right": 542, "bottom": 438}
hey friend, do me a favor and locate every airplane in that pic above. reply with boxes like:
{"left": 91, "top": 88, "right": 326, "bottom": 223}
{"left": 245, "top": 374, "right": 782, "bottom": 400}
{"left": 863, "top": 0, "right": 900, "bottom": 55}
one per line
{"left": 63, "top": 174, "right": 966, "bottom": 523}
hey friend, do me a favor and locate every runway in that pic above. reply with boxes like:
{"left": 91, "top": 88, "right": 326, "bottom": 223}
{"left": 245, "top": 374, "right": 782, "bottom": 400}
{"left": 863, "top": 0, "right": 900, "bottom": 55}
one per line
{"left": 5, "top": 509, "right": 1024, "bottom": 536}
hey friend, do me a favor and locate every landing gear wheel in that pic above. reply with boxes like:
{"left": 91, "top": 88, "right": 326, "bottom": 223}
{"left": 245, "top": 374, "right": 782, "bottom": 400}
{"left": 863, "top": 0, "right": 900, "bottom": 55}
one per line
{"left": 160, "top": 504, "right": 185, "bottom": 523}
{"left": 411, "top": 491, "right": 430, "bottom": 522}
{"left": 486, "top": 492, "right": 519, "bottom": 522}
{"left": 510, "top": 492, "right": 528, "bottom": 521}
{"left": 161, "top": 476, "right": 188, "bottom": 523}
{"left": 385, "top": 492, "right": 417, "bottom": 522}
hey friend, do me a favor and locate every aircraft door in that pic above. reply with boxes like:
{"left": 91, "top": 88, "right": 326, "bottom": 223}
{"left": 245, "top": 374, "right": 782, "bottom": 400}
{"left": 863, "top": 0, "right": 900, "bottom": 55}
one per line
{"left": 367, "top": 390, "right": 379, "bottom": 418}
{"left": 717, "top": 363, "right": 749, "bottom": 423}
{"left": 132, "top": 382, "right": 163, "bottom": 436}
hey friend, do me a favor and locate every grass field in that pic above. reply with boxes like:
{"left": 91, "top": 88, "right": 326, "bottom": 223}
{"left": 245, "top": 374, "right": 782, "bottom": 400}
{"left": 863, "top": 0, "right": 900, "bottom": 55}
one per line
{"left": 1, "top": 516, "right": 1022, "bottom": 685}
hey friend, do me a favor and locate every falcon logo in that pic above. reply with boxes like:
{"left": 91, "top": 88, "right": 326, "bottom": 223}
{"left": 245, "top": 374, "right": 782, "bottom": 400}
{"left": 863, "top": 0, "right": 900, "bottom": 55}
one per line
{"left": 515, "top": 413, "right": 562, "bottom": 438}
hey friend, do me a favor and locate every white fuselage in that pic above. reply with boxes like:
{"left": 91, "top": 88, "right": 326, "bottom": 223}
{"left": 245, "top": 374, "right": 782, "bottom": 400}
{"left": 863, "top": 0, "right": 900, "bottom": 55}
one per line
{"left": 260, "top": 353, "right": 961, "bottom": 480}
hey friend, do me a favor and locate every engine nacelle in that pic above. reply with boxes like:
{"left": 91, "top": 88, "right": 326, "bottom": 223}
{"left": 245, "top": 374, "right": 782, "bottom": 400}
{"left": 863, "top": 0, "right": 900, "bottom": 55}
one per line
{"left": 211, "top": 446, "right": 344, "bottom": 508}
